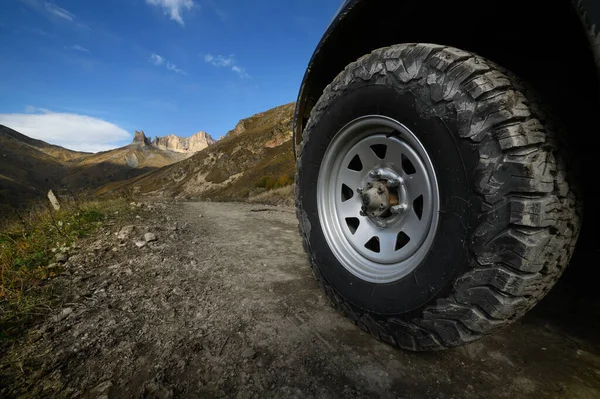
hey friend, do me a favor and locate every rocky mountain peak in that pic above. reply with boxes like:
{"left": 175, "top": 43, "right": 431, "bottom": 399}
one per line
{"left": 226, "top": 120, "right": 246, "bottom": 138}
{"left": 152, "top": 131, "right": 215, "bottom": 153}
{"left": 132, "top": 131, "right": 151, "bottom": 146}
{"left": 131, "top": 130, "right": 215, "bottom": 154}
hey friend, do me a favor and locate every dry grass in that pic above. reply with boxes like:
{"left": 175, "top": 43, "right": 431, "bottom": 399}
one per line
{"left": 247, "top": 185, "right": 295, "bottom": 207}
{"left": 0, "top": 194, "right": 131, "bottom": 340}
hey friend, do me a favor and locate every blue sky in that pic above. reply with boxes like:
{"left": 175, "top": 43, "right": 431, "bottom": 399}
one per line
{"left": 0, "top": 0, "right": 342, "bottom": 152}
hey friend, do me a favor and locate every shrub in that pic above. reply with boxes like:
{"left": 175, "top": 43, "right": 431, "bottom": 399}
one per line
{"left": 255, "top": 174, "right": 294, "bottom": 190}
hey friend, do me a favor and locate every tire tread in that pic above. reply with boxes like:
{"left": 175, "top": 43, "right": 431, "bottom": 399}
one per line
{"left": 295, "top": 44, "right": 581, "bottom": 350}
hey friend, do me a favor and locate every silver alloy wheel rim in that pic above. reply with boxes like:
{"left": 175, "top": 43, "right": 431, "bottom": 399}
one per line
{"left": 317, "top": 115, "right": 440, "bottom": 283}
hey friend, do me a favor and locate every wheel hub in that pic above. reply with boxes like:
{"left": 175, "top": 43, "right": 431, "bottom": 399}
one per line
{"left": 358, "top": 167, "right": 407, "bottom": 227}
{"left": 316, "top": 115, "right": 440, "bottom": 283}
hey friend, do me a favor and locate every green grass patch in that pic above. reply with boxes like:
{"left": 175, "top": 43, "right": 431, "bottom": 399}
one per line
{"left": 0, "top": 196, "right": 130, "bottom": 340}
{"left": 255, "top": 174, "right": 294, "bottom": 191}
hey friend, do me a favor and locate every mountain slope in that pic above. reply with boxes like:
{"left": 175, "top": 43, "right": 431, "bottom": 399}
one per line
{"left": 99, "top": 103, "right": 296, "bottom": 202}
{"left": 0, "top": 125, "right": 91, "bottom": 162}
{"left": 60, "top": 139, "right": 191, "bottom": 189}
{"left": 0, "top": 125, "right": 70, "bottom": 214}
{"left": 0, "top": 125, "right": 217, "bottom": 214}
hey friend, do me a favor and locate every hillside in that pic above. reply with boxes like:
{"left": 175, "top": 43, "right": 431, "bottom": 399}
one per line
{"left": 99, "top": 103, "right": 296, "bottom": 203}
{"left": 0, "top": 125, "right": 216, "bottom": 215}
{"left": 0, "top": 125, "right": 92, "bottom": 162}
{"left": 59, "top": 137, "right": 192, "bottom": 189}
{"left": 0, "top": 126, "right": 70, "bottom": 214}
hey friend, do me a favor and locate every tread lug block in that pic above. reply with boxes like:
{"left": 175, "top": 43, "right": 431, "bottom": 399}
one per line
{"left": 395, "top": 45, "right": 436, "bottom": 82}
{"left": 418, "top": 318, "right": 480, "bottom": 347}
{"left": 476, "top": 228, "right": 552, "bottom": 272}
{"left": 454, "top": 286, "right": 528, "bottom": 319}
{"left": 354, "top": 61, "right": 386, "bottom": 81}
{"left": 427, "top": 48, "right": 471, "bottom": 73}
{"left": 473, "top": 195, "right": 562, "bottom": 248}
{"left": 509, "top": 196, "right": 562, "bottom": 227}
{"left": 424, "top": 301, "right": 502, "bottom": 334}
{"left": 496, "top": 119, "right": 546, "bottom": 150}
{"left": 465, "top": 70, "right": 511, "bottom": 100}
{"left": 440, "top": 58, "right": 490, "bottom": 101}
{"left": 477, "top": 149, "right": 556, "bottom": 203}
{"left": 457, "top": 91, "right": 531, "bottom": 142}
{"left": 454, "top": 267, "right": 540, "bottom": 297}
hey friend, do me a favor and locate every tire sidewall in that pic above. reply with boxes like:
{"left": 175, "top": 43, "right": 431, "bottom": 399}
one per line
{"left": 299, "top": 83, "right": 480, "bottom": 315}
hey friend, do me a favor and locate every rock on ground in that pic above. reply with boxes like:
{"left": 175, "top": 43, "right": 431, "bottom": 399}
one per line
{"left": 117, "top": 225, "right": 136, "bottom": 240}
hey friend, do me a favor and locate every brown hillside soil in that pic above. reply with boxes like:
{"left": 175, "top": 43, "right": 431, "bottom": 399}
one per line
{"left": 1, "top": 201, "right": 599, "bottom": 398}
{"left": 99, "top": 103, "right": 296, "bottom": 204}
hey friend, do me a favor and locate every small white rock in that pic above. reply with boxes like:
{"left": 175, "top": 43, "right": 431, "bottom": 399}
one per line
{"left": 134, "top": 240, "right": 147, "bottom": 248}
{"left": 144, "top": 233, "right": 157, "bottom": 242}
{"left": 54, "top": 307, "right": 73, "bottom": 322}
{"left": 55, "top": 252, "right": 69, "bottom": 263}
{"left": 117, "top": 225, "right": 136, "bottom": 240}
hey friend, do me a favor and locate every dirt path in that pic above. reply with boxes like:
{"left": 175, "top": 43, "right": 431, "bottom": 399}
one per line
{"left": 1, "top": 201, "right": 600, "bottom": 398}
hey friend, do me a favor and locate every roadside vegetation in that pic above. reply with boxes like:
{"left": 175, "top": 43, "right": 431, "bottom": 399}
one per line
{"left": 0, "top": 193, "right": 131, "bottom": 341}
{"left": 248, "top": 185, "right": 295, "bottom": 207}
{"left": 255, "top": 174, "right": 294, "bottom": 191}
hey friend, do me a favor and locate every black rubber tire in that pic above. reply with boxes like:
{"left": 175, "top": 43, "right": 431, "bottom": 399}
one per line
{"left": 295, "top": 43, "right": 582, "bottom": 351}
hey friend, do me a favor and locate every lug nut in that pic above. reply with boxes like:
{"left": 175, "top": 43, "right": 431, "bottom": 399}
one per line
{"left": 357, "top": 187, "right": 363, "bottom": 194}
{"left": 390, "top": 205, "right": 406, "bottom": 214}
{"left": 369, "top": 171, "right": 381, "bottom": 178}
{"left": 386, "top": 178, "right": 400, "bottom": 187}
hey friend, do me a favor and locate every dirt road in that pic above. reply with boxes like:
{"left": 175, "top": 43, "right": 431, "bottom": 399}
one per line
{"left": 1, "top": 201, "right": 599, "bottom": 398}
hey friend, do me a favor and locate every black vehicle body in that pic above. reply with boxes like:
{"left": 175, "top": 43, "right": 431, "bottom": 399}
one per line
{"left": 294, "top": 0, "right": 599, "bottom": 277}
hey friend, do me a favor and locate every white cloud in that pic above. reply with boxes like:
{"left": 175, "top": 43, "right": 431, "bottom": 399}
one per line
{"left": 149, "top": 53, "right": 185, "bottom": 75}
{"left": 44, "top": 2, "right": 75, "bottom": 21}
{"left": 231, "top": 65, "right": 249, "bottom": 78}
{"left": 0, "top": 109, "right": 130, "bottom": 153}
{"left": 204, "top": 54, "right": 234, "bottom": 67}
{"left": 145, "top": 0, "right": 194, "bottom": 26}
{"left": 203, "top": 53, "right": 249, "bottom": 78}
{"left": 66, "top": 44, "right": 91, "bottom": 54}
{"left": 149, "top": 53, "right": 164, "bottom": 65}
{"left": 166, "top": 62, "right": 186, "bottom": 75}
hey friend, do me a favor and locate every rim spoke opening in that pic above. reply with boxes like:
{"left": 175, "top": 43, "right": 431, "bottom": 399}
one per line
{"left": 402, "top": 153, "right": 417, "bottom": 175}
{"left": 364, "top": 236, "right": 380, "bottom": 253}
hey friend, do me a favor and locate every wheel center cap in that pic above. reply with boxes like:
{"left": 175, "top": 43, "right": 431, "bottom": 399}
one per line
{"left": 359, "top": 180, "right": 390, "bottom": 217}
{"left": 358, "top": 168, "right": 407, "bottom": 224}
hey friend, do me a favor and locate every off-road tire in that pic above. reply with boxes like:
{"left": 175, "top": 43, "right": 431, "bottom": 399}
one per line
{"left": 295, "top": 43, "right": 581, "bottom": 351}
